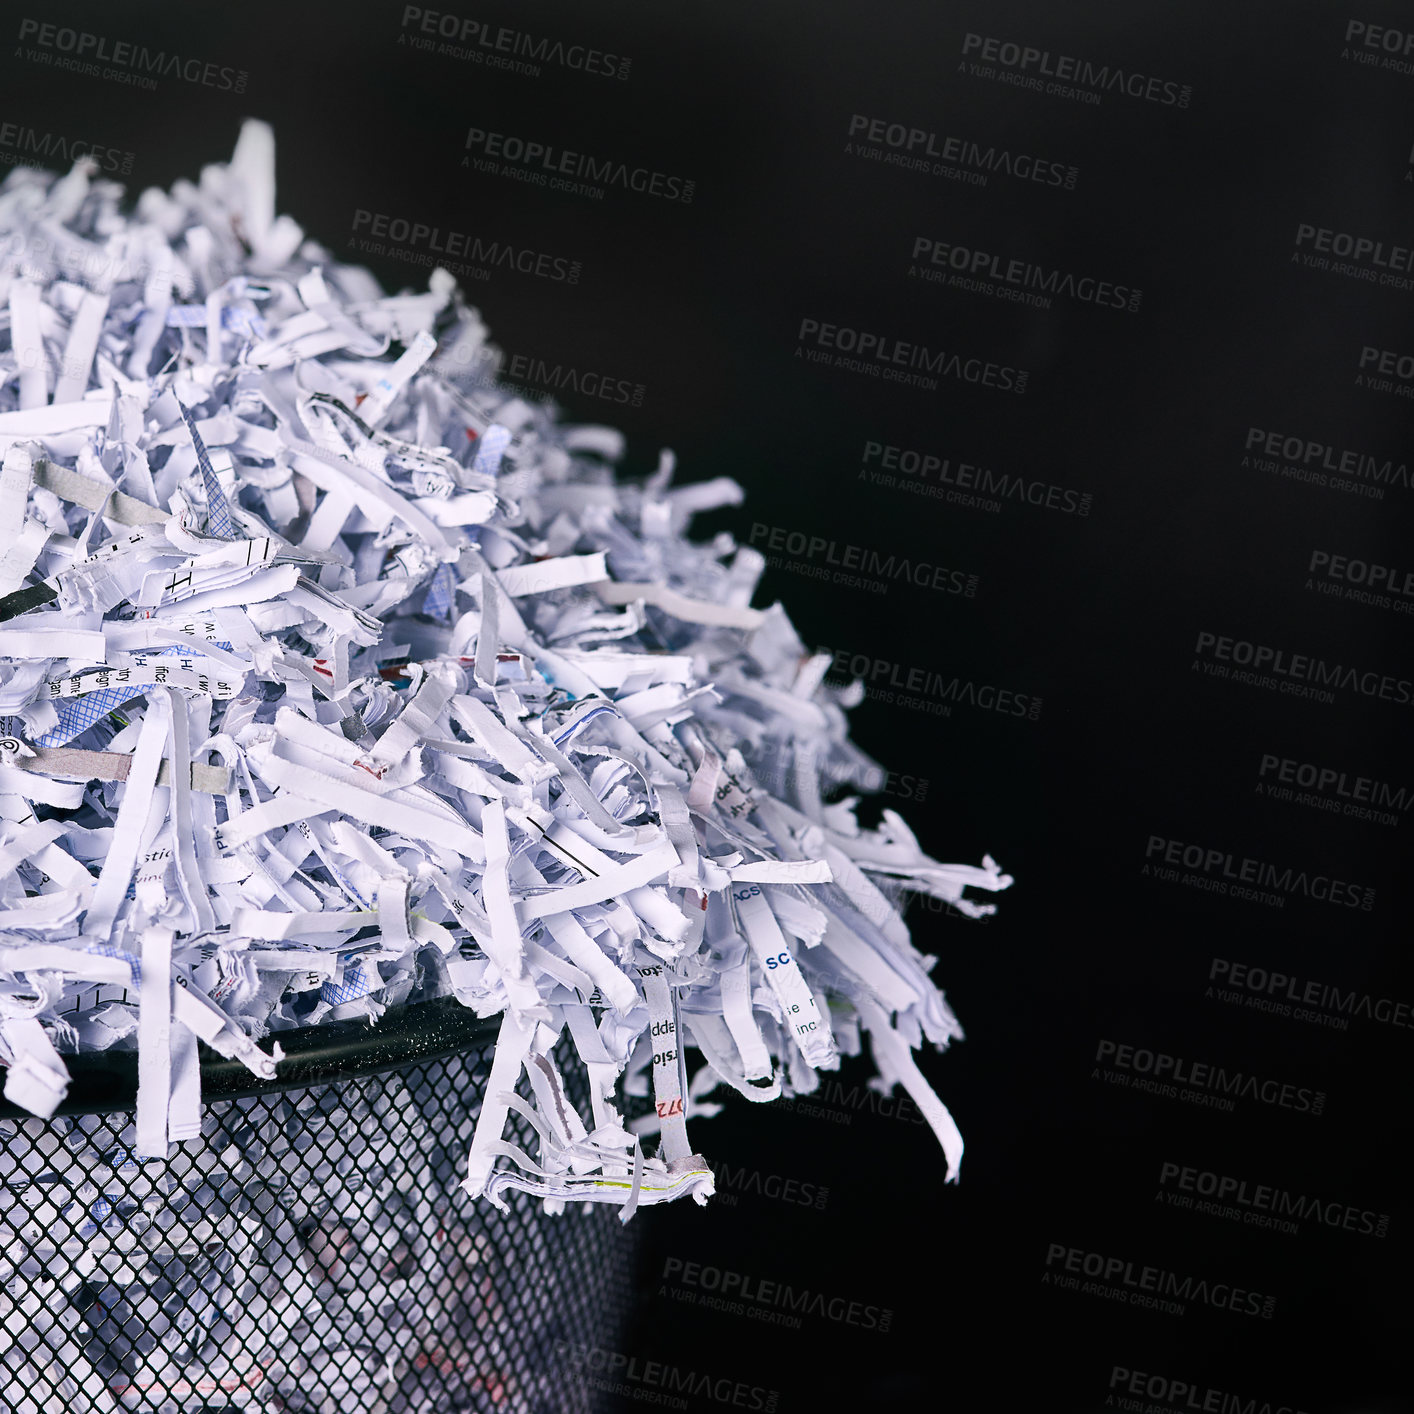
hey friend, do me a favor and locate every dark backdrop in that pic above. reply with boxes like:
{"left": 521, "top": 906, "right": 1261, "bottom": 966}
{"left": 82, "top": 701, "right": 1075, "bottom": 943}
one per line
{"left": 7, "top": 2, "right": 1412, "bottom": 1409}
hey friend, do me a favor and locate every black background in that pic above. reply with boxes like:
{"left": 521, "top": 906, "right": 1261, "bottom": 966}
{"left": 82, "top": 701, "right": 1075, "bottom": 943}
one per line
{"left": 7, "top": 2, "right": 1413, "bottom": 1409}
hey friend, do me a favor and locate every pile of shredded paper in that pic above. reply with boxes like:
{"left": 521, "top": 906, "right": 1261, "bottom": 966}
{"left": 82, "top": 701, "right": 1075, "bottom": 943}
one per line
{"left": 0, "top": 121, "right": 1011, "bottom": 1214}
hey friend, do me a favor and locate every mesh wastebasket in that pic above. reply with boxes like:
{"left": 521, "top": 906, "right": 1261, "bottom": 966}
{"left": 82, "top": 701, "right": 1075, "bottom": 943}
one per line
{"left": 0, "top": 999, "right": 637, "bottom": 1413}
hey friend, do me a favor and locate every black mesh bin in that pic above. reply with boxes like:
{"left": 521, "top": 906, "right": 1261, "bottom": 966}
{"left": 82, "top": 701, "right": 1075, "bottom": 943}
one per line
{"left": 0, "top": 999, "right": 637, "bottom": 1413}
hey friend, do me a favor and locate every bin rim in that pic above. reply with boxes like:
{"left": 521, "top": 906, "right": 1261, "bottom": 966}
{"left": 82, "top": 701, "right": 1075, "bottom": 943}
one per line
{"left": 0, "top": 996, "right": 501, "bottom": 1120}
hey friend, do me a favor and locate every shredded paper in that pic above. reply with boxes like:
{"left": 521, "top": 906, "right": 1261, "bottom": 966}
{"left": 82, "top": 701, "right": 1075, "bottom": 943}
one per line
{"left": 0, "top": 122, "right": 1012, "bottom": 1218}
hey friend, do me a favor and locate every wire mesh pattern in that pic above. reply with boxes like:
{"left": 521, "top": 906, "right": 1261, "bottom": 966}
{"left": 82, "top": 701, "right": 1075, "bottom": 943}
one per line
{"left": 0, "top": 1036, "right": 636, "bottom": 1413}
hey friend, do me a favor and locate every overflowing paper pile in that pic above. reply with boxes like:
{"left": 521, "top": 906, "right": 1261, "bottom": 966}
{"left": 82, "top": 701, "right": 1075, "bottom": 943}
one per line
{"left": 0, "top": 122, "right": 1011, "bottom": 1214}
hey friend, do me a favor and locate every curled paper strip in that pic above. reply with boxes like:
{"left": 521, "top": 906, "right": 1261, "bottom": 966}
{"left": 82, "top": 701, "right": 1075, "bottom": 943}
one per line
{"left": 0, "top": 123, "right": 1012, "bottom": 1214}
